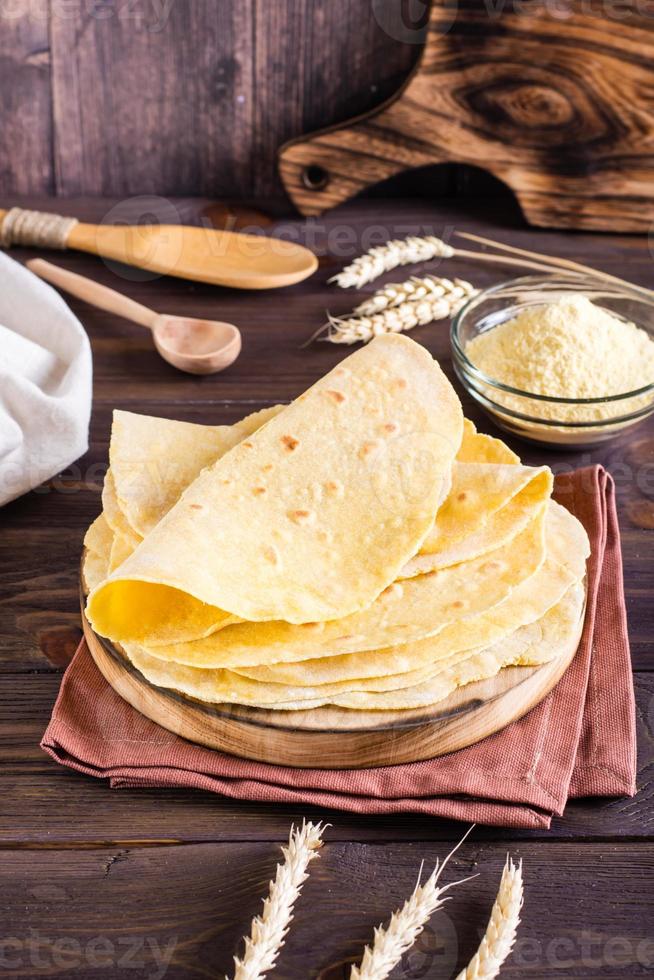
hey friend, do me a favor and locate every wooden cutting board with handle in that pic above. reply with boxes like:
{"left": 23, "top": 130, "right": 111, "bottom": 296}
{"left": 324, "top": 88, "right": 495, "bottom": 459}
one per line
{"left": 278, "top": 0, "right": 654, "bottom": 231}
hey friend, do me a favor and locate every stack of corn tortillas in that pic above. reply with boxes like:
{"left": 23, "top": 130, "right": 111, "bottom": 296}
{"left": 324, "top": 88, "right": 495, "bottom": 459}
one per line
{"left": 83, "top": 335, "right": 589, "bottom": 713}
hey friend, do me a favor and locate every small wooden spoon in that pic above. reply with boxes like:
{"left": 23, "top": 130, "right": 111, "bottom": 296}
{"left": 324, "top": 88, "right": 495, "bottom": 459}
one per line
{"left": 27, "top": 259, "right": 242, "bottom": 375}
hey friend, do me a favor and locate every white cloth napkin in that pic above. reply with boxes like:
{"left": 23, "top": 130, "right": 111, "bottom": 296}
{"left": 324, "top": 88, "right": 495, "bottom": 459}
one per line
{"left": 0, "top": 253, "right": 92, "bottom": 506}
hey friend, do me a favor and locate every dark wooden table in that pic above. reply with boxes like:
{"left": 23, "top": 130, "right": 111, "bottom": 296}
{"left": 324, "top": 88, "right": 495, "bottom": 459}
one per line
{"left": 1, "top": 195, "right": 653, "bottom": 979}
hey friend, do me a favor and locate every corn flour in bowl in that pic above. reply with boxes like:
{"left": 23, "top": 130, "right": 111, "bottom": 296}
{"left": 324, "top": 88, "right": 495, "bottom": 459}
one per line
{"left": 451, "top": 275, "right": 654, "bottom": 448}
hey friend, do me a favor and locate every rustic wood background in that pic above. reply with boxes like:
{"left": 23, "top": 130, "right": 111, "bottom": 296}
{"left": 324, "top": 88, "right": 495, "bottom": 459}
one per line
{"left": 2, "top": 0, "right": 433, "bottom": 200}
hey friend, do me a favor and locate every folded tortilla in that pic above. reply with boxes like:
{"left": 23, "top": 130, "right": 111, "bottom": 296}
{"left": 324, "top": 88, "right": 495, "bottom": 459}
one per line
{"left": 126, "top": 505, "right": 547, "bottom": 669}
{"left": 88, "top": 412, "right": 529, "bottom": 590}
{"left": 456, "top": 420, "right": 520, "bottom": 465}
{"left": 82, "top": 515, "right": 113, "bottom": 592}
{"left": 87, "top": 335, "right": 464, "bottom": 641}
{"left": 88, "top": 411, "right": 539, "bottom": 586}
{"left": 107, "top": 417, "right": 523, "bottom": 558}
{"left": 101, "top": 471, "right": 141, "bottom": 548}
{"left": 106, "top": 457, "right": 551, "bottom": 580}
{"left": 111, "top": 405, "right": 284, "bottom": 537}
{"left": 109, "top": 414, "right": 516, "bottom": 546}
{"left": 83, "top": 513, "right": 113, "bottom": 558}
{"left": 400, "top": 462, "right": 552, "bottom": 577}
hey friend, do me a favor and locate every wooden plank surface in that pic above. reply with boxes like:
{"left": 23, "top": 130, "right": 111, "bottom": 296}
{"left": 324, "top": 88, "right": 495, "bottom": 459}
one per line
{"left": 0, "top": 842, "right": 652, "bottom": 978}
{"left": 0, "top": 1, "right": 421, "bottom": 199}
{"left": 0, "top": 195, "right": 652, "bottom": 978}
{"left": 250, "top": 0, "right": 423, "bottom": 199}
{"left": 0, "top": 10, "right": 53, "bottom": 195}
{"left": 50, "top": 2, "right": 256, "bottom": 198}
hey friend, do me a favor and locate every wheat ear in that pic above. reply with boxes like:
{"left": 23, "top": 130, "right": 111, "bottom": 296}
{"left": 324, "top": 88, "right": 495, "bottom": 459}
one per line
{"left": 322, "top": 283, "right": 477, "bottom": 346}
{"left": 330, "top": 236, "right": 455, "bottom": 288}
{"left": 330, "top": 236, "right": 562, "bottom": 290}
{"left": 455, "top": 855, "right": 524, "bottom": 980}
{"left": 231, "top": 820, "right": 327, "bottom": 980}
{"left": 350, "top": 827, "right": 477, "bottom": 980}
{"left": 353, "top": 275, "right": 476, "bottom": 316}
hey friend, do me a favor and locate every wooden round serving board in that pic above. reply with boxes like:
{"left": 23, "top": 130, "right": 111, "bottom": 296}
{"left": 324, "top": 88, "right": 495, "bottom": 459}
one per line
{"left": 81, "top": 590, "right": 585, "bottom": 769}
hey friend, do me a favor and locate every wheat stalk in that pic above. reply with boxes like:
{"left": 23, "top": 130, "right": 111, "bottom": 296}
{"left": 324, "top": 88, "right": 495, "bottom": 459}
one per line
{"left": 330, "top": 235, "right": 562, "bottom": 290}
{"left": 455, "top": 855, "right": 524, "bottom": 980}
{"left": 322, "top": 282, "right": 478, "bottom": 346}
{"left": 350, "top": 827, "right": 477, "bottom": 980}
{"left": 231, "top": 820, "right": 327, "bottom": 980}
{"left": 354, "top": 275, "right": 476, "bottom": 315}
{"left": 456, "top": 230, "right": 654, "bottom": 300}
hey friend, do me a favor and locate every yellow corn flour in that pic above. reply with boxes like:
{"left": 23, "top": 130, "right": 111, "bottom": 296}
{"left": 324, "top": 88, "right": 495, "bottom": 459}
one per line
{"left": 466, "top": 295, "right": 654, "bottom": 423}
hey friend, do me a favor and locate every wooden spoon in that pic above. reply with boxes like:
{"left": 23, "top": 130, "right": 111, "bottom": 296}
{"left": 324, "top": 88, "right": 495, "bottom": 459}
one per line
{"left": 3, "top": 208, "right": 317, "bottom": 289}
{"left": 27, "top": 259, "right": 242, "bottom": 375}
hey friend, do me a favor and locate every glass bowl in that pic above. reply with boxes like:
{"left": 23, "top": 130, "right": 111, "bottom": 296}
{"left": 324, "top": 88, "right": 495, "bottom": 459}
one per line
{"left": 451, "top": 274, "right": 654, "bottom": 449}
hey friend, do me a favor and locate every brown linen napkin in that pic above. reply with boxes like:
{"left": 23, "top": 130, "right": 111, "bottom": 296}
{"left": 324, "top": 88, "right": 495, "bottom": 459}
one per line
{"left": 41, "top": 466, "right": 636, "bottom": 828}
